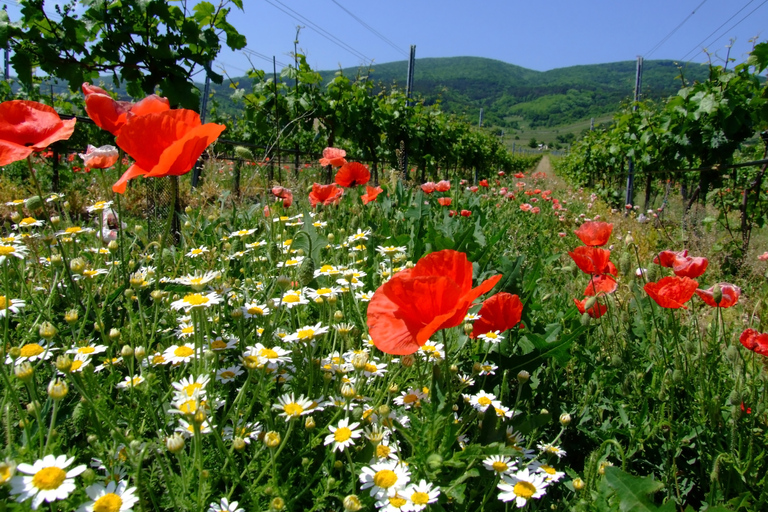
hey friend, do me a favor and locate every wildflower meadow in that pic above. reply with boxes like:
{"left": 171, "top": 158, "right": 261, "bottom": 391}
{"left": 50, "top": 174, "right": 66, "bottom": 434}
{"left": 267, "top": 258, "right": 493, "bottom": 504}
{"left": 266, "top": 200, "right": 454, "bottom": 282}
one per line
{"left": 1, "top": 45, "right": 768, "bottom": 512}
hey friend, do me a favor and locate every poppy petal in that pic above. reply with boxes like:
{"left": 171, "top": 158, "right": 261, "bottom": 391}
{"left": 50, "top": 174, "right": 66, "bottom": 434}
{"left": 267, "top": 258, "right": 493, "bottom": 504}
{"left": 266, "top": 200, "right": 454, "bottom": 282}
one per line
{"left": 694, "top": 283, "right": 740, "bottom": 308}
{"left": 644, "top": 276, "right": 698, "bottom": 309}
{"left": 573, "top": 221, "right": 613, "bottom": 247}
{"left": 0, "top": 139, "right": 34, "bottom": 167}
{"left": 672, "top": 256, "right": 708, "bottom": 278}
{"left": 584, "top": 274, "right": 618, "bottom": 296}
{"left": 112, "top": 164, "right": 149, "bottom": 194}
{"left": 471, "top": 292, "right": 523, "bottom": 337}
{"left": 568, "top": 246, "right": 612, "bottom": 275}
{"left": 740, "top": 329, "right": 768, "bottom": 356}
{"left": 335, "top": 161, "right": 370, "bottom": 187}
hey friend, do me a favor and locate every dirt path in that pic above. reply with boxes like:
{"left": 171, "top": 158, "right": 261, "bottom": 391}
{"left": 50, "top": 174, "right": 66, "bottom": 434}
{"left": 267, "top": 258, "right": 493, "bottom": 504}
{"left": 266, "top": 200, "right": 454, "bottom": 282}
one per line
{"left": 532, "top": 154, "right": 571, "bottom": 193}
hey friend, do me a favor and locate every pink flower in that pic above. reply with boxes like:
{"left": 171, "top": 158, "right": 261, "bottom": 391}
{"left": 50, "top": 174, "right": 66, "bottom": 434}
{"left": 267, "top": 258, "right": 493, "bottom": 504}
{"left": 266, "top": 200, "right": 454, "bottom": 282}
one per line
{"left": 759, "top": 252, "right": 768, "bottom": 262}
{"left": 79, "top": 144, "right": 119, "bottom": 171}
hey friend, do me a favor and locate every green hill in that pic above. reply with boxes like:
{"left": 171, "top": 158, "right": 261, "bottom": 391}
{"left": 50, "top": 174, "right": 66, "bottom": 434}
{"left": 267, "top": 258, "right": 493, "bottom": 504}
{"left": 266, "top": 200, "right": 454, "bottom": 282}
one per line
{"left": 209, "top": 56, "right": 709, "bottom": 133}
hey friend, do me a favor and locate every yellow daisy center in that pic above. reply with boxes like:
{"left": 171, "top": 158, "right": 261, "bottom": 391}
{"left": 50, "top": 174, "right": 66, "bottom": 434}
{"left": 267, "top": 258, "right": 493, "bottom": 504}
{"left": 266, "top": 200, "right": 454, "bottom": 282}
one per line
{"left": 152, "top": 355, "right": 166, "bottom": 365}
{"left": 285, "top": 259, "right": 299, "bottom": 266}
{"left": 83, "top": 270, "right": 99, "bottom": 277}
{"left": 20, "top": 343, "right": 45, "bottom": 358}
{"left": 191, "top": 249, "right": 203, "bottom": 255}
{"left": 183, "top": 383, "right": 203, "bottom": 396}
{"left": 0, "top": 465, "right": 11, "bottom": 483}
{"left": 77, "top": 347, "right": 96, "bottom": 354}
{"left": 93, "top": 493, "right": 122, "bottom": 512}
{"left": 283, "top": 294, "right": 300, "bottom": 303}
{"left": 20, "top": 217, "right": 37, "bottom": 226}
{"left": 259, "top": 348, "right": 278, "bottom": 359}
{"left": 70, "top": 360, "right": 84, "bottom": 371}
{"left": 0, "top": 246, "right": 15, "bottom": 256}
{"left": 373, "top": 469, "right": 398, "bottom": 489}
{"left": 485, "top": 332, "right": 498, "bottom": 339}
{"left": 513, "top": 481, "right": 536, "bottom": 499}
{"left": 183, "top": 294, "right": 209, "bottom": 306}
{"left": 316, "top": 288, "right": 332, "bottom": 295}
{"left": 403, "top": 394, "right": 419, "bottom": 404}
{"left": 220, "top": 371, "right": 235, "bottom": 379}
{"left": 180, "top": 326, "right": 194, "bottom": 334}
{"left": 411, "top": 491, "right": 430, "bottom": 505}
{"left": 65, "top": 227, "right": 82, "bottom": 234}
{"left": 32, "top": 466, "right": 66, "bottom": 490}
{"left": 477, "top": 396, "right": 493, "bottom": 406}
{"left": 364, "top": 363, "right": 378, "bottom": 373}
{"left": 92, "top": 202, "right": 107, "bottom": 209}
{"left": 178, "top": 400, "right": 197, "bottom": 414}
{"left": 297, "top": 329, "right": 315, "bottom": 340}
{"left": 283, "top": 403, "right": 304, "bottom": 416}
{"left": 174, "top": 346, "right": 194, "bottom": 358}
{"left": 541, "top": 465, "right": 556, "bottom": 475}
{"left": 0, "top": 296, "right": 6, "bottom": 309}
{"left": 388, "top": 496, "right": 407, "bottom": 508}
{"left": 376, "top": 444, "right": 391, "bottom": 458}
{"left": 334, "top": 427, "right": 352, "bottom": 443}
{"left": 247, "top": 307, "right": 263, "bottom": 315}
{"left": 211, "top": 339, "right": 228, "bottom": 349}
{"left": 492, "top": 461, "right": 508, "bottom": 472}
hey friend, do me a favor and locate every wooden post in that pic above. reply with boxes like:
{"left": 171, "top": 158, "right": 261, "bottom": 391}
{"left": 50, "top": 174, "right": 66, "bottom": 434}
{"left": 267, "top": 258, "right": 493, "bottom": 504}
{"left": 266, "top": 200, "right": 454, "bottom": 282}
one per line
{"left": 625, "top": 56, "right": 643, "bottom": 210}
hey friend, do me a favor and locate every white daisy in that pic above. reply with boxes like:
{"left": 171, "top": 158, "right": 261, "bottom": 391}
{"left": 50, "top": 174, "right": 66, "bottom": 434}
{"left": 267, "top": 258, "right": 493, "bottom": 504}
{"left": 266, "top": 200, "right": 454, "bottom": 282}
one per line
{"left": 0, "top": 296, "right": 25, "bottom": 317}
{"left": 277, "top": 289, "right": 309, "bottom": 308}
{"left": 241, "top": 302, "right": 270, "bottom": 319}
{"left": 406, "top": 479, "right": 440, "bottom": 511}
{"left": 172, "top": 375, "right": 210, "bottom": 399}
{"left": 116, "top": 375, "right": 145, "bottom": 390}
{"left": 483, "top": 455, "right": 516, "bottom": 475}
{"left": 170, "top": 292, "right": 222, "bottom": 311}
{"left": 359, "top": 460, "right": 411, "bottom": 498}
{"left": 478, "top": 330, "right": 504, "bottom": 344}
{"left": 208, "top": 335, "right": 239, "bottom": 351}
{"left": 174, "top": 271, "right": 220, "bottom": 290}
{"left": 284, "top": 323, "right": 329, "bottom": 344}
{"left": 10, "top": 454, "right": 86, "bottom": 510}
{"left": 497, "top": 468, "right": 549, "bottom": 507}
{"left": 6, "top": 341, "right": 57, "bottom": 365}
{"left": 77, "top": 480, "right": 139, "bottom": 512}
{"left": 533, "top": 463, "right": 566, "bottom": 482}
{"left": 272, "top": 393, "right": 314, "bottom": 420}
{"left": 324, "top": 417, "right": 363, "bottom": 452}
{"left": 163, "top": 343, "right": 197, "bottom": 365}
{"left": 86, "top": 200, "right": 113, "bottom": 213}
{"left": 216, "top": 365, "right": 244, "bottom": 383}
{"left": 537, "top": 442, "right": 567, "bottom": 459}
{"left": 185, "top": 246, "right": 209, "bottom": 258}
{"left": 208, "top": 498, "right": 245, "bottom": 512}
{"left": 469, "top": 390, "right": 499, "bottom": 412}
{"left": 0, "top": 243, "right": 29, "bottom": 264}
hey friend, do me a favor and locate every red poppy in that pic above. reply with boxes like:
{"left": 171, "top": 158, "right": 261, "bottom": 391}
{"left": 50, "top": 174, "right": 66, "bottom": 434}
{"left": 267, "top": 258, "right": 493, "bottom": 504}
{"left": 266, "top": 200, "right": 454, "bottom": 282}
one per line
{"left": 470, "top": 292, "right": 523, "bottom": 338}
{"left": 695, "top": 283, "right": 741, "bottom": 308}
{"left": 435, "top": 180, "right": 451, "bottom": 192}
{"left": 421, "top": 182, "right": 436, "bottom": 194}
{"left": 520, "top": 203, "right": 532, "bottom": 212}
{"left": 335, "top": 161, "right": 370, "bottom": 187}
{"left": 82, "top": 83, "right": 169, "bottom": 136}
{"left": 308, "top": 182, "right": 343, "bottom": 207}
{"left": 568, "top": 246, "right": 614, "bottom": 276}
{"left": 644, "top": 276, "right": 698, "bottom": 309}
{"left": 112, "top": 109, "right": 225, "bottom": 193}
{"left": 78, "top": 144, "right": 119, "bottom": 171}
{"left": 531, "top": 207, "right": 540, "bottom": 214}
{"left": 437, "top": 197, "right": 452, "bottom": 207}
{"left": 584, "top": 275, "right": 618, "bottom": 296}
{"left": 361, "top": 185, "right": 383, "bottom": 205}
{"left": 272, "top": 186, "right": 293, "bottom": 208}
{"left": 479, "top": 179, "right": 489, "bottom": 187}
{"left": 319, "top": 147, "right": 347, "bottom": 167}
{"left": 449, "top": 210, "right": 457, "bottom": 217}
{"left": 367, "top": 249, "right": 502, "bottom": 355}
{"left": 460, "top": 210, "right": 472, "bottom": 217}
{"left": 514, "top": 172, "right": 525, "bottom": 178}
{"left": 469, "top": 186, "right": 479, "bottom": 193}
{"left": 574, "top": 221, "right": 613, "bottom": 247}
{"left": 672, "top": 256, "right": 708, "bottom": 278}
{"left": 653, "top": 250, "right": 688, "bottom": 268}
{"left": 739, "top": 329, "right": 768, "bottom": 356}
{"left": 0, "top": 100, "right": 76, "bottom": 166}
{"left": 574, "top": 297, "right": 608, "bottom": 318}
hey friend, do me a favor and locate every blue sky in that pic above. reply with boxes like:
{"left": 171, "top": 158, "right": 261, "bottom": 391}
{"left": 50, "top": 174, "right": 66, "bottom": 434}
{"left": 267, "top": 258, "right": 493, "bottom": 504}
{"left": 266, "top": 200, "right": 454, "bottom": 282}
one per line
{"left": 1, "top": 0, "right": 766, "bottom": 77}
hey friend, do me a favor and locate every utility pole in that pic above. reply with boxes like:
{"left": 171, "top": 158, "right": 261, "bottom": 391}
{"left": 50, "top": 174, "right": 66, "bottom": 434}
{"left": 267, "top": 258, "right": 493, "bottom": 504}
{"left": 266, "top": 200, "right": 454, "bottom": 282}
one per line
{"left": 478, "top": 108, "right": 484, "bottom": 127}
{"left": 403, "top": 45, "right": 416, "bottom": 178}
{"left": 625, "top": 56, "right": 643, "bottom": 210}
{"left": 3, "top": 6, "right": 9, "bottom": 82}
{"left": 273, "top": 56, "right": 281, "bottom": 183}
{"left": 294, "top": 26, "right": 301, "bottom": 176}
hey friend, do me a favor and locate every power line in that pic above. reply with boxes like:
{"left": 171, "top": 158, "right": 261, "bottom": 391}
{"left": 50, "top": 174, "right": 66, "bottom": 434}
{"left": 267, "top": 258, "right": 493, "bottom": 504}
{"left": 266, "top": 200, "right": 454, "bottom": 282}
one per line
{"left": 680, "top": 0, "right": 765, "bottom": 61}
{"left": 329, "top": 0, "right": 408, "bottom": 57}
{"left": 262, "top": 0, "right": 371, "bottom": 64}
{"left": 242, "top": 48, "right": 290, "bottom": 68}
{"left": 645, "top": 0, "right": 709, "bottom": 58}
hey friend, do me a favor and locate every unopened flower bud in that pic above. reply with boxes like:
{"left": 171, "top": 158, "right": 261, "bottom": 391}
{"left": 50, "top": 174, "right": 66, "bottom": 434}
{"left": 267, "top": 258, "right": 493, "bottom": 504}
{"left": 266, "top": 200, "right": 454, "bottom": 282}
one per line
{"left": 55, "top": 355, "right": 72, "bottom": 373}
{"left": 47, "top": 378, "right": 68, "bottom": 400}
{"left": 388, "top": 383, "right": 399, "bottom": 394}
{"left": 50, "top": 254, "right": 62, "bottom": 266}
{"left": 584, "top": 296, "right": 598, "bottom": 311}
{"left": 713, "top": 284, "right": 723, "bottom": 305}
{"left": 10, "top": 212, "right": 21, "bottom": 223}
{"left": 150, "top": 290, "right": 166, "bottom": 303}
{"left": 27, "top": 401, "right": 40, "bottom": 414}
{"left": 270, "top": 497, "right": 285, "bottom": 511}
{"left": 573, "top": 477, "right": 585, "bottom": 491}
{"left": 134, "top": 346, "right": 146, "bottom": 361}
{"left": 334, "top": 310, "right": 344, "bottom": 321}
{"left": 15, "top": 362, "right": 33, "bottom": 381}
{"left": 378, "top": 404, "right": 391, "bottom": 417}
{"left": 559, "top": 413, "right": 572, "bottom": 426}
{"left": 120, "top": 345, "right": 134, "bottom": 358}
{"left": 39, "top": 321, "right": 57, "bottom": 340}
{"left": 463, "top": 323, "right": 474, "bottom": 336}
{"left": 517, "top": 370, "right": 530, "bottom": 384}
{"left": 264, "top": 431, "right": 281, "bottom": 448}
{"left": 232, "top": 437, "right": 246, "bottom": 451}
{"left": 166, "top": 433, "right": 185, "bottom": 453}
{"left": 64, "top": 309, "right": 79, "bottom": 325}
{"left": 343, "top": 495, "right": 362, "bottom": 512}
{"left": 109, "top": 328, "right": 121, "bottom": 340}
{"left": 400, "top": 354, "right": 415, "bottom": 367}
{"left": 305, "top": 416, "right": 316, "bottom": 430}
{"left": 50, "top": 215, "right": 60, "bottom": 226}
{"left": 107, "top": 240, "right": 118, "bottom": 252}
{"left": 70, "top": 257, "right": 87, "bottom": 274}
{"left": 341, "top": 383, "right": 356, "bottom": 398}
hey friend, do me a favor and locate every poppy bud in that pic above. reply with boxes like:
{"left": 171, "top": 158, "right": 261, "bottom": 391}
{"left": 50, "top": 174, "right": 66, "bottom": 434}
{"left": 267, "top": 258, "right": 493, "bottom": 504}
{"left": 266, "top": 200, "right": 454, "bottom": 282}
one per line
{"left": 712, "top": 284, "right": 723, "bottom": 305}
{"left": 401, "top": 354, "right": 415, "bottom": 367}
{"left": 585, "top": 296, "right": 598, "bottom": 311}
{"left": 25, "top": 195, "right": 43, "bottom": 211}
{"left": 580, "top": 312, "right": 592, "bottom": 326}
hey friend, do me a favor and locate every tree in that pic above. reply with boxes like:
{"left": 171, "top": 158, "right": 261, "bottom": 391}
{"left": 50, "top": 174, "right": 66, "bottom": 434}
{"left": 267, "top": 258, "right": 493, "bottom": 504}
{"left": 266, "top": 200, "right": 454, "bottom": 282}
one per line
{"left": 528, "top": 137, "right": 538, "bottom": 148}
{"left": 0, "top": 0, "right": 247, "bottom": 109}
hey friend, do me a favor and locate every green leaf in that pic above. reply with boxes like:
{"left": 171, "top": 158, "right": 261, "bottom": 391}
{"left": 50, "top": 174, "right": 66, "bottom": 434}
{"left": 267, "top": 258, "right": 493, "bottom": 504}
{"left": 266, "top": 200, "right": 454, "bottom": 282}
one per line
{"left": 601, "top": 466, "right": 666, "bottom": 511}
